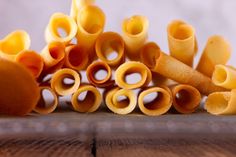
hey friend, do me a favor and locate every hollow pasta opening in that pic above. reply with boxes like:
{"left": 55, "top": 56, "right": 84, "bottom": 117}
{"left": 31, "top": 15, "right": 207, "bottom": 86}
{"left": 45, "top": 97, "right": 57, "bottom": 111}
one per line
{"left": 52, "top": 19, "right": 71, "bottom": 38}
{"left": 175, "top": 89, "right": 197, "bottom": 111}
{"left": 61, "top": 75, "right": 75, "bottom": 89}
{"left": 49, "top": 44, "right": 64, "bottom": 60}
{"left": 143, "top": 92, "right": 166, "bottom": 110}
{"left": 173, "top": 25, "right": 193, "bottom": 40}
{"left": 126, "top": 18, "right": 144, "bottom": 35}
{"left": 76, "top": 90, "right": 96, "bottom": 111}
{"left": 37, "top": 89, "right": 56, "bottom": 109}
{"left": 94, "top": 69, "right": 108, "bottom": 81}
{"left": 115, "top": 95, "right": 130, "bottom": 108}
{"left": 206, "top": 93, "right": 229, "bottom": 114}
{"left": 68, "top": 47, "right": 85, "bottom": 67}
{"left": 213, "top": 66, "right": 228, "bottom": 84}
{"left": 125, "top": 72, "right": 142, "bottom": 85}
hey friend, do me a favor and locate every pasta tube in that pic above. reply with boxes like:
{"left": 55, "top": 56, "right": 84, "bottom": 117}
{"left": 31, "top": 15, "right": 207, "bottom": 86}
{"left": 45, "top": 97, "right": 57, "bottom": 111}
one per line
{"left": 71, "top": 85, "right": 102, "bottom": 113}
{"left": 0, "top": 30, "right": 30, "bottom": 60}
{"left": 171, "top": 84, "right": 201, "bottom": 114}
{"left": 167, "top": 20, "right": 197, "bottom": 66}
{"left": 86, "top": 61, "right": 114, "bottom": 88}
{"left": 51, "top": 68, "right": 81, "bottom": 96}
{"left": 212, "top": 65, "right": 236, "bottom": 89}
{"left": 34, "top": 86, "right": 58, "bottom": 114}
{"left": 205, "top": 89, "right": 236, "bottom": 115}
{"left": 138, "top": 87, "right": 172, "bottom": 116}
{"left": 196, "top": 35, "right": 232, "bottom": 77}
{"left": 45, "top": 13, "right": 77, "bottom": 45}
{"left": 95, "top": 32, "right": 125, "bottom": 67}
{"left": 105, "top": 87, "right": 136, "bottom": 115}
{"left": 115, "top": 61, "right": 152, "bottom": 89}
{"left": 0, "top": 59, "right": 40, "bottom": 116}
{"left": 122, "top": 15, "right": 149, "bottom": 60}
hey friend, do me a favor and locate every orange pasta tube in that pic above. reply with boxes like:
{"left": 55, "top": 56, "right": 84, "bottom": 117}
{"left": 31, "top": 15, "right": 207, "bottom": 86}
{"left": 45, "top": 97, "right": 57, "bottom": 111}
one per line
{"left": 171, "top": 84, "right": 201, "bottom": 114}
{"left": 0, "top": 59, "right": 40, "bottom": 116}
{"left": 15, "top": 50, "right": 44, "bottom": 78}
{"left": 122, "top": 15, "right": 149, "bottom": 60}
{"left": 105, "top": 87, "right": 137, "bottom": 115}
{"left": 86, "top": 61, "right": 114, "bottom": 88}
{"left": 45, "top": 13, "right": 77, "bottom": 45}
{"left": 95, "top": 32, "right": 125, "bottom": 67}
{"left": 34, "top": 86, "right": 58, "bottom": 114}
{"left": 71, "top": 85, "right": 102, "bottom": 113}
{"left": 138, "top": 87, "right": 172, "bottom": 116}
{"left": 51, "top": 68, "right": 81, "bottom": 96}
{"left": 0, "top": 30, "right": 30, "bottom": 60}
{"left": 115, "top": 61, "right": 152, "bottom": 89}
{"left": 205, "top": 89, "right": 236, "bottom": 115}
{"left": 167, "top": 20, "right": 197, "bottom": 66}
{"left": 196, "top": 36, "right": 231, "bottom": 77}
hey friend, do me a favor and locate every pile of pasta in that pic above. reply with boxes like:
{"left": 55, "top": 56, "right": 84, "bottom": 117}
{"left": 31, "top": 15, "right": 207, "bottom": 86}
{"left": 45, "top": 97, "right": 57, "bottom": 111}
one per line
{"left": 0, "top": 0, "right": 235, "bottom": 116}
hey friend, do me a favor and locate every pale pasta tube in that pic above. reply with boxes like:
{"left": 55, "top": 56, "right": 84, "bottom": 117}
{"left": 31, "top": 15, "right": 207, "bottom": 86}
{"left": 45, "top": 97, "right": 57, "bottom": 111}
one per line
{"left": 0, "top": 59, "right": 40, "bottom": 116}
{"left": 45, "top": 13, "right": 77, "bottom": 45}
{"left": 34, "top": 86, "right": 58, "bottom": 114}
{"left": 51, "top": 68, "right": 81, "bottom": 96}
{"left": 115, "top": 61, "right": 152, "bottom": 89}
{"left": 105, "top": 87, "right": 136, "bottom": 115}
{"left": 167, "top": 20, "right": 197, "bottom": 66}
{"left": 95, "top": 32, "right": 125, "bottom": 67}
{"left": 205, "top": 89, "right": 236, "bottom": 115}
{"left": 138, "top": 87, "right": 172, "bottom": 116}
{"left": 171, "top": 84, "right": 201, "bottom": 114}
{"left": 71, "top": 85, "right": 102, "bottom": 113}
{"left": 122, "top": 15, "right": 149, "bottom": 60}
{"left": 0, "top": 30, "right": 30, "bottom": 60}
{"left": 86, "top": 61, "right": 114, "bottom": 88}
{"left": 196, "top": 35, "right": 231, "bottom": 77}
{"left": 212, "top": 65, "right": 236, "bottom": 89}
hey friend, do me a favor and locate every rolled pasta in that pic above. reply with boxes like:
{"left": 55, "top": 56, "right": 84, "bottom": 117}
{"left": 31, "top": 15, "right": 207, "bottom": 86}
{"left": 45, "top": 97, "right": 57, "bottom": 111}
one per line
{"left": 34, "top": 86, "right": 58, "bottom": 114}
{"left": 105, "top": 87, "right": 137, "bottom": 115}
{"left": 212, "top": 65, "right": 236, "bottom": 89}
{"left": 51, "top": 68, "right": 81, "bottom": 96}
{"left": 138, "top": 87, "right": 172, "bottom": 116}
{"left": 45, "top": 13, "right": 77, "bottom": 45}
{"left": 86, "top": 61, "right": 114, "bottom": 88}
{"left": 115, "top": 61, "right": 152, "bottom": 89}
{"left": 0, "top": 30, "right": 30, "bottom": 60}
{"left": 95, "top": 32, "right": 125, "bottom": 67}
{"left": 167, "top": 20, "right": 197, "bottom": 66}
{"left": 196, "top": 35, "right": 232, "bottom": 77}
{"left": 171, "top": 84, "right": 201, "bottom": 114}
{"left": 205, "top": 89, "right": 236, "bottom": 115}
{"left": 122, "top": 15, "right": 149, "bottom": 60}
{"left": 71, "top": 85, "right": 102, "bottom": 113}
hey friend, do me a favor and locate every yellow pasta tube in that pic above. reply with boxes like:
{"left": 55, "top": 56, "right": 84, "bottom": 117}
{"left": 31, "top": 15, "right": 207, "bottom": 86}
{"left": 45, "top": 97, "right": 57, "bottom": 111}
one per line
{"left": 0, "top": 30, "right": 30, "bottom": 60}
{"left": 71, "top": 85, "right": 102, "bottom": 113}
{"left": 34, "top": 86, "right": 58, "bottom": 114}
{"left": 196, "top": 35, "right": 232, "bottom": 77}
{"left": 138, "top": 87, "right": 172, "bottom": 116}
{"left": 45, "top": 13, "right": 77, "bottom": 45}
{"left": 122, "top": 15, "right": 149, "bottom": 60}
{"left": 115, "top": 61, "right": 152, "bottom": 89}
{"left": 212, "top": 65, "right": 236, "bottom": 89}
{"left": 171, "top": 84, "right": 201, "bottom": 114}
{"left": 167, "top": 20, "right": 197, "bottom": 66}
{"left": 205, "top": 89, "right": 236, "bottom": 115}
{"left": 51, "top": 68, "right": 81, "bottom": 96}
{"left": 95, "top": 32, "right": 125, "bottom": 67}
{"left": 105, "top": 87, "right": 137, "bottom": 115}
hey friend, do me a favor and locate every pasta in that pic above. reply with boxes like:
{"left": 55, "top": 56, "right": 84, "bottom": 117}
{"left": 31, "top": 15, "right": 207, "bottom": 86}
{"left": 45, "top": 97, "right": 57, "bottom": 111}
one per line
{"left": 51, "top": 68, "right": 81, "bottom": 96}
{"left": 0, "top": 30, "right": 30, "bottom": 60}
{"left": 95, "top": 32, "right": 125, "bottom": 67}
{"left": 205, "top": 89, "right": 236, "bottom": 115}
{"left": 0, "top": 59, "right": 40, "bottom": 116}
{"left": 138, "top": 87, "right": 172, "bottom": 116}
{"left": 212, "top": 65, "right": 236, "bottom": 89}
{"left": 45, "top": 13, "right": 77, "bottom": 45}
{"left": 115, "top": 61, "right": 152, "bottom": 89}
{"left": 167, "top": 20, "right": 197, "bottom": 66}
{"left": 71, "top": 84, "right": 101, "bottom": 113}
{"left": 122, "top": 15, "right": 149, "bottom": 60}
{"left": 34, "top": 86, "right": 58, "bottom": 114}
{"left": 171, "top": 84, "right": 201, "bottom": 114}
{"left": 86, "top": 61, "right": 114, "bottom": 88}
{"left": 196, "top": 35, "right": 231, "bottom": 77}
{"left": 105, "top": 87, "right": 136, "bottom": 115}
